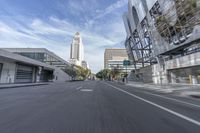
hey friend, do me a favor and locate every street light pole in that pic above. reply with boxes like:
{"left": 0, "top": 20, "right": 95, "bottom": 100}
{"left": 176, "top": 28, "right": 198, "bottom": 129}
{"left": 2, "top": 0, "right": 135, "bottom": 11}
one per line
{"left": 126, "top": 65, "right": 128, "bottom": 83}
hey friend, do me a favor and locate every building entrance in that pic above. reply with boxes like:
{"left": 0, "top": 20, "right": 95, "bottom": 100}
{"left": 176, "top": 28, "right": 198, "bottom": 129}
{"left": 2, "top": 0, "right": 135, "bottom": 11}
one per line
{"left": 15, "top": 64, "right": 33, "bottom": 83}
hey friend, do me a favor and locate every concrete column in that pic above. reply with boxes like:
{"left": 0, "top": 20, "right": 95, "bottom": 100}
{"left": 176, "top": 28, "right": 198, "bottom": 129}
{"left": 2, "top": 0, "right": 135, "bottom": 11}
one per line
{"left": 170, "top": 71, "right": 176, "bottom": 84}
{"left": 190, "top": 75, "right": 198, "bottom": 84}
{"left": 32, "top": 67, "right": 36, "bottom": 83}
{"left": 36, "top": 67, "right": 42, "bottom": 83}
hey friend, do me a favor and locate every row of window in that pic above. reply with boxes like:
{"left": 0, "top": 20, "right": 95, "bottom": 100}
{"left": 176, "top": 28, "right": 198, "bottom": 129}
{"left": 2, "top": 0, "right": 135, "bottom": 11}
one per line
{"left": 18, "top": 52, "right": 66, "bottom": 64}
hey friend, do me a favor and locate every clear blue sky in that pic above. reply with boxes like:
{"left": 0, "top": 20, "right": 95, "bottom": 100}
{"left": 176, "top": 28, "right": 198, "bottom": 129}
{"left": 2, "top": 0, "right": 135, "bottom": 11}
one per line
{"left": 0, "top": 0, "right": 127, "bottom": 72}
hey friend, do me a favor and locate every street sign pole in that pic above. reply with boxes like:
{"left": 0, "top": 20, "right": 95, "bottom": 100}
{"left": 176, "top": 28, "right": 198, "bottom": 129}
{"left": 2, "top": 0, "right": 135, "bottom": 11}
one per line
{"left": 126, "top": 65, "right": 128, "bottom": 83}
{"left": 123, "top": 60, "right": 130, "bottom": 83}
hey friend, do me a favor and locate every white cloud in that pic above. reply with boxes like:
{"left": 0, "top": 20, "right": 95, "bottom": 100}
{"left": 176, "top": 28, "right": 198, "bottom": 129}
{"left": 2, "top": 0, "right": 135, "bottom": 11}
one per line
{"left": 0, "top": 0, "right": 127, "bottom": 73}
{"left": 66, "top": 0, "right": 99, "bottom": 16}
{"left": 96, "top": 0, "right": 127, "bottom": 19}
{"left": 84, "top": 0, "right": 127, "bottom": 28}
{"left": 0, "top": 17, "right": 124, "bottom": 72}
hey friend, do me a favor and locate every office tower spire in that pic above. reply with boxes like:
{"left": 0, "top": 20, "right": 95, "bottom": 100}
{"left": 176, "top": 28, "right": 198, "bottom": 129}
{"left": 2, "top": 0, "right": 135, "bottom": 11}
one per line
{"left": 69, "top": 32, "right": 88, "bottom": 69}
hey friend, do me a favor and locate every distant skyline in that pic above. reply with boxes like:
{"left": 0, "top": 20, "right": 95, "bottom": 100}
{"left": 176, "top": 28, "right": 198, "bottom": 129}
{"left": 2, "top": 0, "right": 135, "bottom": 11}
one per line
{"left": 0, "top": 0, "right": 127, "bottom": 72}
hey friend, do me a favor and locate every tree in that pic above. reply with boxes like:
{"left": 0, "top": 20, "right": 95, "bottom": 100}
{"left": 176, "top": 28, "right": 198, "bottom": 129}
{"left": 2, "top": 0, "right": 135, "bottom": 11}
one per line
{"left": 96, "top": 70, "right": 103, "bottom": 79}
{"left": 72, "top": 65, "right": 91, "bottom": 80}
{"left": 64, "top": 65, "right": 77, "bottom": 80}
{"left": 96, "top": 69, "right": 111, "bottom": 80}
{"left": 110, "top": 67, "right": 121, "bottom": 80}
{"left": 64, "top": 65, "right": 91, "bottom": 81}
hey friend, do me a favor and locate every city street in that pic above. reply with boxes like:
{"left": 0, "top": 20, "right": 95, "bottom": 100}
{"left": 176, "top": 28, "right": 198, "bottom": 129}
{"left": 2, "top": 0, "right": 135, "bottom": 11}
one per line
{"left": 0, "top": 81, "right": 200, "bottom": 133}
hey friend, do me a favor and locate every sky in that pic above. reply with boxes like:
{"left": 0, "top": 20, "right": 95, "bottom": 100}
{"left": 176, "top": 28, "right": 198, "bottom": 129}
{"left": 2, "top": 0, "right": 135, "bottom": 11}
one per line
{"left": 0, "top": 0, "right": 128, "bottom": 73}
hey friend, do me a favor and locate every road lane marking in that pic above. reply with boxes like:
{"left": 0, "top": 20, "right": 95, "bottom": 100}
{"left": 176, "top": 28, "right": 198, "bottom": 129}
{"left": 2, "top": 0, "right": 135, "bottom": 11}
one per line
{"left": 112, "top": 81, "right": 200, "bottom": 108}
{"left": 128, "top": 86, "right": 200, "bottom": 108}
{"left": 143, "top": 92, "right": 200, "bottom": 109}
{"left": 76, "top": 86, "right": 82, "bottom": 90}
{"left": 105, "top": 82, "right": 200, "bottom": 127}
{"left": 80, "top": 89, "right": 93, "bottom": 92}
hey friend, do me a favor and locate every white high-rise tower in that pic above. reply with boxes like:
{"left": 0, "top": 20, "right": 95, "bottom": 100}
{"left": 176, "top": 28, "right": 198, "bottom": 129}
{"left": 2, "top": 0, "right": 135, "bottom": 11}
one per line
{"left": 69, "top": 32, "right": 85, "bottom": 66}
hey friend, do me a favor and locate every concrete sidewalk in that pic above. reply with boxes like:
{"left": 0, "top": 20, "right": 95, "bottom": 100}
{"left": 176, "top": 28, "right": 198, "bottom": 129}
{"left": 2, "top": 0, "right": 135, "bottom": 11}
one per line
{"left": 126, "top": 82, "right": 200, "bottom": 100}
{"left": 0, "top": 83, "right": 49, "bottom": 89}
{"left": 126, "top": 81, "right": 200, "bottom": 93}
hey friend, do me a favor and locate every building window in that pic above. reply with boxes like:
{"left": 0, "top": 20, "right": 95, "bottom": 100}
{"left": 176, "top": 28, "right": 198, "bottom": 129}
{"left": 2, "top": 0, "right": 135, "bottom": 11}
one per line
{"left": 20, "top": 53, "right": 44, "bottom": 62}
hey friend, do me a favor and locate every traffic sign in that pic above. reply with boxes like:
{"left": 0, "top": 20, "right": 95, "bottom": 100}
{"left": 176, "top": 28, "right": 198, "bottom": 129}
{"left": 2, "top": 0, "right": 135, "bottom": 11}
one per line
{"left": 123, "top": 60, "right": 130, "bottom": 66}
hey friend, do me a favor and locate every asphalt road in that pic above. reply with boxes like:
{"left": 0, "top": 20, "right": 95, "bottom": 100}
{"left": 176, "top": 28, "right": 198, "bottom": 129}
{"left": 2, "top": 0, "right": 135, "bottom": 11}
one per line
{"left": 0, "top": 81, "right": 200, "bottom": 133}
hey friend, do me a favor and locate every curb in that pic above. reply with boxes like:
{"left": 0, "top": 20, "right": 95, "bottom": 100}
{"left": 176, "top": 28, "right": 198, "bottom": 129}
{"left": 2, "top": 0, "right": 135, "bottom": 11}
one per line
{"left": 0, "top": 83, "right": 49, "bottom": 89}
{"left": 126, "top": 83, "right": 200, "bottom": 93}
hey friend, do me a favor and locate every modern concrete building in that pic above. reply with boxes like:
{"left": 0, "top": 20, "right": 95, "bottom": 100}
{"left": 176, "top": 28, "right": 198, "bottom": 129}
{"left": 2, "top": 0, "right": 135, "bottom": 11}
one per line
{"left": 104, "top": 49, "right": 135, "bottom": 72}
{"left": 0, "top": 48, "right": 70, "bottom": 84}
{"left": 69, "top": 32, "right": 84, "bottom": 66}
{"left": 123, "top": 0, "right": 200, "bottom": 84}
{"left": 104, "top": 49, "right": 128, "bottom": 69}
{"left": 2, "top": 48, "right": 69, "bottom": 70}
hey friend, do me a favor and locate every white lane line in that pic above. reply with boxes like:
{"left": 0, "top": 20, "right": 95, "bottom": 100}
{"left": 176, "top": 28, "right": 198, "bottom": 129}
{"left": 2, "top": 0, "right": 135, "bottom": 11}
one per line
{"left": 143, "top": 92, "right": 200, "bottom": 109}
{"left": 80, "top": 89, "right": 93, "bottom": 92}
{"left": 104, "top": 82, "right": 200, "bottom": 127}
{"left": 76, "top": 86, "right": 82, "bottom": 90}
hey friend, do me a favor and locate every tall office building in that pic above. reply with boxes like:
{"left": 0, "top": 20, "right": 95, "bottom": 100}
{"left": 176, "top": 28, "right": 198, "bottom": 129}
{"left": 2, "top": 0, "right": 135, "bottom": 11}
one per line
{"left": 69, "top": 32, "right": 84, "bottom": 66}
{"left": 69, "top": 32, "right": 89, "bottom": 69}
{"left": 104, "top": 48, "right": 135, "bottom": 72}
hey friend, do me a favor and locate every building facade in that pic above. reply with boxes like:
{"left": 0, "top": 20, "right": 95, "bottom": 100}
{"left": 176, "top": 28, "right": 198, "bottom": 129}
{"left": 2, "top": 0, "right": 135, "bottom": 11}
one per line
{"left": 104, "top": 49, "right": 135, "bottom": 72}
{"left": 2, "top": 48, "right": 70, "bottom": 70}
{"left": 69, "top": 32, "right": 89, "bottom": 69}
{"left": 0, "top": 49, "right": 55, "bottom": 84}
{"left": 123, "top": 0, "right": 200, "bottom": 84}
{"left": 0, "top": 48, "right": 70, "bottom": 83}
{"left": 104, "top": 49, "right": 128, "bottom": 69}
